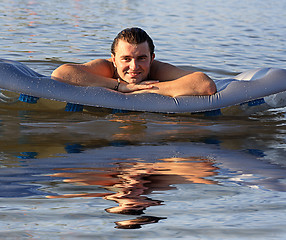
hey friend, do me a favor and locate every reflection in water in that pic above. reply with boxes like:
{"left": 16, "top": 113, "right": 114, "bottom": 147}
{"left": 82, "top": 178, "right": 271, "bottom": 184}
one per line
{"left": 47, "top": 157, "right": 217, "bottom": 229}
{"left": 114, "top": 216, "right": 166, "bottom": 229}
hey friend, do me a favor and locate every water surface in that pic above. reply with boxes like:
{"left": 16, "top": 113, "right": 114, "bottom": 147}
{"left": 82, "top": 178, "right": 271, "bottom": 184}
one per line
{"left": 0, "top": 0, "right": 286, "bottom": 239}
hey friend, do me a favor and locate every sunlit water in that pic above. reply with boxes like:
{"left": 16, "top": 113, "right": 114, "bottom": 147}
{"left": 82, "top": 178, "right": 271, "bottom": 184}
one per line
{"left": 0, "top": 0, "right": 286, "bottom": 239}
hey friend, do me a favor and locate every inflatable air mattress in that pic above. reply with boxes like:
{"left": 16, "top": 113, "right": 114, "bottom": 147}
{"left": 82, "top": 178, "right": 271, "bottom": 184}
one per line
{"left": 0, "top": 59, "right": 286, "bottom": 116}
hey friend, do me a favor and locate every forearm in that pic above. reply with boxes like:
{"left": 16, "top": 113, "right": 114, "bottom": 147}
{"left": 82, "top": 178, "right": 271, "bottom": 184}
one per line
{"left": 135, "top": 72, "right": 217, "bottom": 97}
{"left": 51, "top": 64, "right": 118, "bottom": 89}
{"left": 51, "top": 63, "right": 155, "bottom": 93}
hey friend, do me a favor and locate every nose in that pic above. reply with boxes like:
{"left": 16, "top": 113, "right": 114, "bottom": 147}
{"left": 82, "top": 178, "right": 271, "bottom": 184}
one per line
{"left": 129, "top": 59, "right": 139, "bottom": 70}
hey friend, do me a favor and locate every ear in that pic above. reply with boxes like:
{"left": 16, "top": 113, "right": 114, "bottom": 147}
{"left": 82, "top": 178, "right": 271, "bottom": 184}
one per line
{"left": 151, "top": 53, "right": 155, "bottom": 63}
{"left": 111, "top": 53, "right": 116, "bottom": 67}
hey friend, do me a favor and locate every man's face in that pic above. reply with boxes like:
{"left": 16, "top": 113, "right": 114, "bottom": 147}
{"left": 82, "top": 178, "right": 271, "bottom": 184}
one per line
{"left": 112, "top": 40, "right": 155, "bottom": 84}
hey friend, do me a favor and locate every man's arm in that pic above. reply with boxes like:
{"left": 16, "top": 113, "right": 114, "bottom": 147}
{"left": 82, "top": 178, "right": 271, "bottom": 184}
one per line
{"left": 52, "top": 59, "right": 116, "bottom": 87}
{"left": 52, "top": 59, "right": 216, "bottom": 97}
{"left": 51, "top": 59, "right": 155, "bottom": 92}
{"left": 145, "top": 60, "right": 217, "bottom": 97}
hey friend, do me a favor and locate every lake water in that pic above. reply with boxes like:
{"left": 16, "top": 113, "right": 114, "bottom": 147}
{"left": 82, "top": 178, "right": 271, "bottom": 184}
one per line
{"left": 1, "top": 0, "right": 286, "bottom": 239}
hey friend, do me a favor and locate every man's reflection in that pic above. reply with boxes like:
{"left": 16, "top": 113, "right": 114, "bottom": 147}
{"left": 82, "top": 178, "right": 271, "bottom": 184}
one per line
{"left": 47, "top": 157, "right": 218, "bottom": 229}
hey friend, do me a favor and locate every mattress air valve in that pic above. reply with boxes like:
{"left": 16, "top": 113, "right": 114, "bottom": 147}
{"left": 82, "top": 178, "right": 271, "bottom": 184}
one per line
{"left": 18, "top": 94, "right": 39, "bottom": 104}
{"left": 65, "top": 103, "right": 84, "bottom": 112}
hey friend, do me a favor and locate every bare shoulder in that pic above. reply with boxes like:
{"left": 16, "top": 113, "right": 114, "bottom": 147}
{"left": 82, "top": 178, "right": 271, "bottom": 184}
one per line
{"left": 150, "top": 60, "right": 194, "bottom": 81}
{"left": 83, "top": 58, "right": 114, "bottom": 78}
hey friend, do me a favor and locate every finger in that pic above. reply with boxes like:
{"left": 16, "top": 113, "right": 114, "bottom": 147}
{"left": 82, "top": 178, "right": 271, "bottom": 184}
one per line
{"left": 134, "top": 84, "right": 154, "bottom": 90}
{"left": 123, "top": 83, "right": 155, "bottom": 93}
{"left": 139, "top": 80, "right": 159, "bottom": 85}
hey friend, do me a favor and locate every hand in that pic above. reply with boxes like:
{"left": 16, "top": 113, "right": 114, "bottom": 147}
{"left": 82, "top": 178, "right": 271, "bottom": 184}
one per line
{"left": 118, "top": 80, "right": 159, "bottom": 93}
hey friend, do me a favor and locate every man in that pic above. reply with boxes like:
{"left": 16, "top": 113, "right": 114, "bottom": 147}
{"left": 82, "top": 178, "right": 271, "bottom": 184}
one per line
{"left": 52, "top": 27, "right": 216, "bottom": 98}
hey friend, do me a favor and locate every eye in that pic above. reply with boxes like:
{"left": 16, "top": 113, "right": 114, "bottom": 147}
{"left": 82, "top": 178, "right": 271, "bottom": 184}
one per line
{"left": 121, "top": 57, "right": 131, "bottom": 62}
{"left": 138, "top": 56, "right": 147, "bottom": 61}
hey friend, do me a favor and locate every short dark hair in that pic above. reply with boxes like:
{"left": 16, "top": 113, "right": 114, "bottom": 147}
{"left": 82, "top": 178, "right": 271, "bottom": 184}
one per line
{"left": 111, "top": 27, "right": 155, "bottom": 56}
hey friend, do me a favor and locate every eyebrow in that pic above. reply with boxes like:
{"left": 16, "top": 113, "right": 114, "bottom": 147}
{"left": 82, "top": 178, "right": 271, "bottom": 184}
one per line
{"left": 120, "top": 54, "right": 148, "bottom": 59}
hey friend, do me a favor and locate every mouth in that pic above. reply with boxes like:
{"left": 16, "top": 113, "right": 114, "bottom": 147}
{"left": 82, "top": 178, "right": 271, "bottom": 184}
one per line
{"left": 127, "top": 72, "right": 141, "bottom": 78}
{"left": 125, "top": 71, "right": 142, "bottom": 83}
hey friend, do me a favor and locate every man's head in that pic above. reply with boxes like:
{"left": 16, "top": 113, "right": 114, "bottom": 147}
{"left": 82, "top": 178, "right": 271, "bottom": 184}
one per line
{"left": 111, "top": 27, "right": 155, "bottom": 57}
{"left": 111, "top": 27, "right": 155, "bottom": 84}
